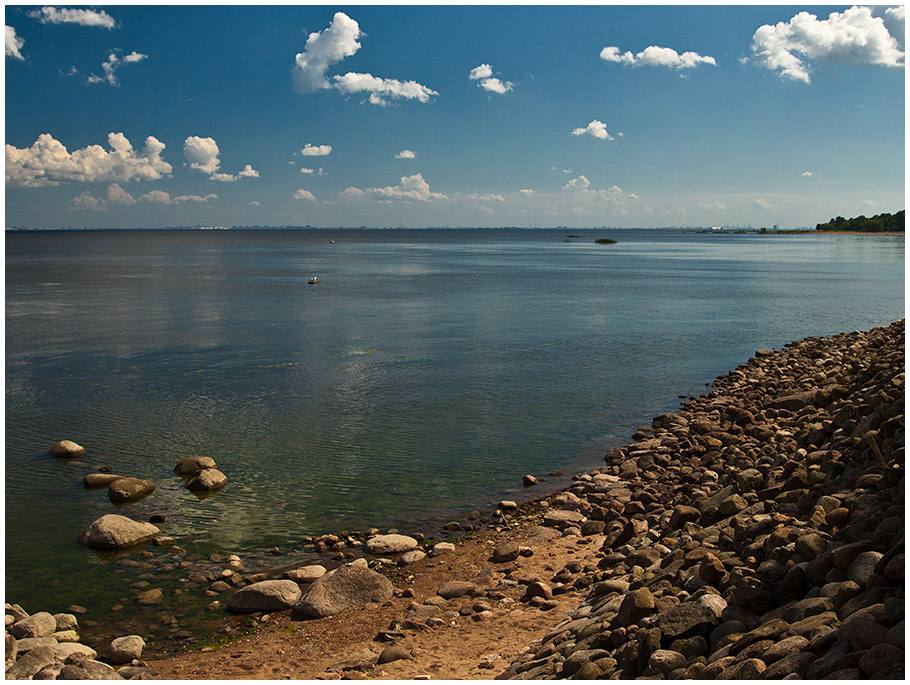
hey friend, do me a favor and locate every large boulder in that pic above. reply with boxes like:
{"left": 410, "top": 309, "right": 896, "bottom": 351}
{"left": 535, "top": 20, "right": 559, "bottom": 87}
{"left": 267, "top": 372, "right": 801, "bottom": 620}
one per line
{"left": 295, "top": 565, "right": 393, "bottom": 618}
{"left": 10, "top": 612, "right": 57, "bottom": 639}
{"left": 50, "top": 440, "right": 85, "bottom": 459}
{"left": 109, "top": 635, "right": 146, "bottom": 664}
{"left": 108, "top": 478, "right": 155, "bottom": 504}
{"left": 174, "top": 456, "right": 216, "bottom": 476}
{"left": 227, "top": 580, "right": 302, "bottom": 613}
{"left": 81, "top": 514, "right": 160, "bottom": 549}
{"left": 185, "top": 468, "right": 227, "bottom": 492}
{"left": 364, "top": 534, "right": 418, "bottom": 555}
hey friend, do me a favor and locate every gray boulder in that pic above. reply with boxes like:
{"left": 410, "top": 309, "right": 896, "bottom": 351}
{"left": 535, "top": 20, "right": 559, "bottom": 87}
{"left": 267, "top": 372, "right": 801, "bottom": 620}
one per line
{"left": 227, "top": 580, "right": 302, "bottom": 613}
{"left": 108, "top": 478, "right": 155, "bottom": 504}
{"left": 174, "top": 456, "right": 216, "bottom": 476}
{"left": 58, "top": 658, "right": 123, "bottom": 680}
{"left": 295, "top": 565, "right": 393, "bottom": 618}
{"left": 5, "top": 646, "right": 56, "bottom": 679}
{"left": 53, "top": 642, "right": 97, "bottom": 662}
{"left": 364, "top": 534, "right": 418, "bottom": 555}
{"left": 50, "top": 440, "right": 84, "bottom": 459}
{"left": 185, "top": 468, "right": 227, "bottom": 492}
{"left": 81, "top": 514, "right": 160, "bottom": 549}
{"left": 109, "top": 635, "right": 145, "bottom": 664}
{"left": 10, "top": 612, "right": 56, "bottom": 639}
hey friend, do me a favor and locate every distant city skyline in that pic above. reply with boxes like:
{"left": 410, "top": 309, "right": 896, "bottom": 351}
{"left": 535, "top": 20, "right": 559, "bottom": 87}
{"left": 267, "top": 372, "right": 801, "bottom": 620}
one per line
{"left": 5, "top": 5, "right": 905, "bottom": 229}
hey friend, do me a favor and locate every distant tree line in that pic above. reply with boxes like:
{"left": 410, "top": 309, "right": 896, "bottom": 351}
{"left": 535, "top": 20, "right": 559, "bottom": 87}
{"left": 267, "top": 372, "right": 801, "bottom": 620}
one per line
{"left": 816, "top": 210, "right": 904, "bottom": 233}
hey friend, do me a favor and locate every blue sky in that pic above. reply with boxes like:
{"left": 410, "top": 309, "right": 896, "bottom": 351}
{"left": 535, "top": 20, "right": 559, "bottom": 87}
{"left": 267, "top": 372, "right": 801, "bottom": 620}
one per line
{"left": 5, "top": 4, "right": 906, "bottom": 229}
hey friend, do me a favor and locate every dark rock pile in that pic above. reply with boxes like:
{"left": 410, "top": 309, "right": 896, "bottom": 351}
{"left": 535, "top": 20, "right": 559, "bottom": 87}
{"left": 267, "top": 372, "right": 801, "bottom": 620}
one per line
{"left": 499, "top": 320, "right": 904, "bottom": 680}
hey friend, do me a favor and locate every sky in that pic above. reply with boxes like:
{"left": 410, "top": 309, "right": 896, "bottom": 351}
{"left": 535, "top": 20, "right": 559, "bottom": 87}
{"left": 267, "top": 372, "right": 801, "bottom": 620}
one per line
{"left": 4, "top": 4, "right": 906, "bottom": 229}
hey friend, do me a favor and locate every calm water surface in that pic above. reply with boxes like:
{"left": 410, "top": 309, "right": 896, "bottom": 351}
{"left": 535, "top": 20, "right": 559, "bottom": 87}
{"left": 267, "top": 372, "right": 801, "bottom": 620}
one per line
{"left": 5, "top": 228, "right": 904, "bottom": 630}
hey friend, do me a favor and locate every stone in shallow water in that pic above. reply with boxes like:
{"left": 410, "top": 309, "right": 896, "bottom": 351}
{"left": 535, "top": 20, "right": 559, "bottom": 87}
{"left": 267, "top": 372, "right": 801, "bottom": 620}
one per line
{"left": 81, "top": 514, "right": 160, "bottom": 549}
{"left": 185, "top": 468, "right": 228, "bottom": 492}
{"left": 50, "top": 440, "right": 84, "bottom": 459}
{"left": 108, "top": 477, "right": 155, "bottom": 504}
{"left": 174, "top": 456, "right": 216, "bottom": 475}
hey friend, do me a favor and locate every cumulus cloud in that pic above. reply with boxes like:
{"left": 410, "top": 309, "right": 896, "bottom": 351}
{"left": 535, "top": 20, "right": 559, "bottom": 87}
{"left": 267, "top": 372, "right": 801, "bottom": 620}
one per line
{"left": 300, "top": 167, "right": 325, "bottom": 175}
{"left": 29, "top": 6, "right": 116, "bottom": 29}
{"left": 70, "top": 191, "right": 106, "bottom": 211}
{"left": 183, "top": 136, "right": 257, "bottom": 181}
{"left": 332, "top": 72, "right": 437, "bottom": 106}
{"left": 107, "top": 183, "right": 136, "bottom": 205}
{"left": 571, "top": 120, "right": 614, "bottom": 140}
{"left": 753, "top": 198, "right": 774, "bottom": 209}
{"left": 469, "top": 63, "right": 514, "bottom": 94}
{"left": 138, "top": 190, "right": 217, "bottom": 205}
{"left": 395, "top": 149, "right": 416, "bottom": 159}
{"left": 801, "top": 171, "right": 816, "bottom": 177}
{"left": 184, "top": 136, "right": 221, "bottom": 175}
{"left": 601, "top": 45, "right": 716, "bottom": 69}
{"left": 365, "top": 173, "right": 447, "bottom": 201}
{"left": 294, "top": 189, "right": 317, "bottom": 201}
{"left": 301, "top": 143, "right": 332, "bottom": 156}
{"left": 6, "top": 132, "right": 171, "bottom": 187}
{"left": 291, "top": 12, "right": 436, "bottom": 105}
{"left": 563, "top": 175, "right": 591, "bottom": 191}
{"left": 700, "top": 201, "right": 727, "bottom": 211}
{"left": 87, "top": 50, "right": 147, "bottom": 86}
{"left": 751, "top": 5, "right": 904, "bottom": 83}
{"left": 6, "top": 25, "right": 25, "bottom": 60}
{"left": 292, "top": 11, "right": 362, "bottom": 93}
{"left": 520, "top": 188, "right": 534, "bottom": 195}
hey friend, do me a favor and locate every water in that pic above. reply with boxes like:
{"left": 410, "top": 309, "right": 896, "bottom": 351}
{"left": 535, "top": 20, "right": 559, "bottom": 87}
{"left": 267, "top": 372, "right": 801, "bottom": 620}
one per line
{"left": 5, "top": 228, "right": 904, "bottom": 637}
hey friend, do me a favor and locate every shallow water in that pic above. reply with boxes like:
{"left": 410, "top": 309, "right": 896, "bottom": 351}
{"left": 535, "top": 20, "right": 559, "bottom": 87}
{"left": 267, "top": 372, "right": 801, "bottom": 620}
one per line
{"left": 5, "top": 228, "right": 904, "bottom": 632}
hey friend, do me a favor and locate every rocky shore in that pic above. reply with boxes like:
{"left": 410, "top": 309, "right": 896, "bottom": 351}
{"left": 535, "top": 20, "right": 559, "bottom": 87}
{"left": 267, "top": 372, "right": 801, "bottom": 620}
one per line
{"left": 6, "top": 320, "right": 904, "bottom": 679}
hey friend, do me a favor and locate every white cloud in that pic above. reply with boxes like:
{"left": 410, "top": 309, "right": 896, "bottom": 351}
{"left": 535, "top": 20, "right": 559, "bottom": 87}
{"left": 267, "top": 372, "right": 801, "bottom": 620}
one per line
{"left": 469, "top": 63, "right": 514, "bottom": 94}
{"left": 862, "top": 199, "right": 879, "bottom": 206}
{"left": 332, "top": 72, "right": 437, "bottom": 105}
{"left": 753, "top": 198, "right": 774, "bottom": 209}
{"left": 571, "top": 120, "right": 614, "bottom": 140}
{"left": 700, "top": 201, "right": 727, "bottom": 211}
{"left": 107, "top": 183, "right": 136, "bottom": 205}
{"left": 882, "top": 6, "right": 905, "bottom": 51}
{"left": 601, "top": 45, "right": 716, "bottom": 69}
{"left": 464, "top": 192, "right": 505, "bottom": 202}
{"left": 301, "top": 143, "right": 332, "bottom": 156}
{"left": 563, "top": 175, "right": 591, "bottom": 191}
{"left": 292, "top": 11, "right": 362, "bottom": 93}
{"left": 520, "top": 188, "right": 535, "bottom": 195}
{"left": 248, "top": 201, "right": 261, "bottom": 207}
{"left": 138, "top": 190, "right": 216, "bottom": 205}
{"left": 6, "top": 26, "right": 25, "bottom": 60}
{"left": 237, "top": 164, "right": 259, "bottom": 178}
{"left": 210, "top": 172, "right": 238, "bottom": 183}
{"left": 469, "top": 64, "right": 493, "bottom": 80}
{"left": 174, "top": 193, "right": 217, "bottom": 204}
{"left": 340, "top": 186, "right": 365, "bottom": 198}
{"left": 87, "top": 51, "right": 147, "bottom": 86}
{"left": 291, "top": 12, "right": 436, "bottom": 106}
{"left": 751, "top": 6, "right": 904, "bottom": 83}
{"left": 6, "top": 132, "right": 171, "bottom": 187}
{"left": 395, "top": 149, "right": 416, "bottom": 159}
{"left": 294, "top": 189, "right": 317, "bottom": 201}
{"left": 300, "top": 167, "right": 325, "bottom": 175}
{"left": 801, "top": 171, "right": 816, "bottom": 177}
{"left": 184, "top": 136, "right": 221, "bottom": 175}
{"left": 366, "top": 173, "right": 447, "bottom": 201}
{"left": 70, "top": 191, "right": 106, "bottom": 211}
{"left": 29, "top": 7, "right": 116, "bottom": 29}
